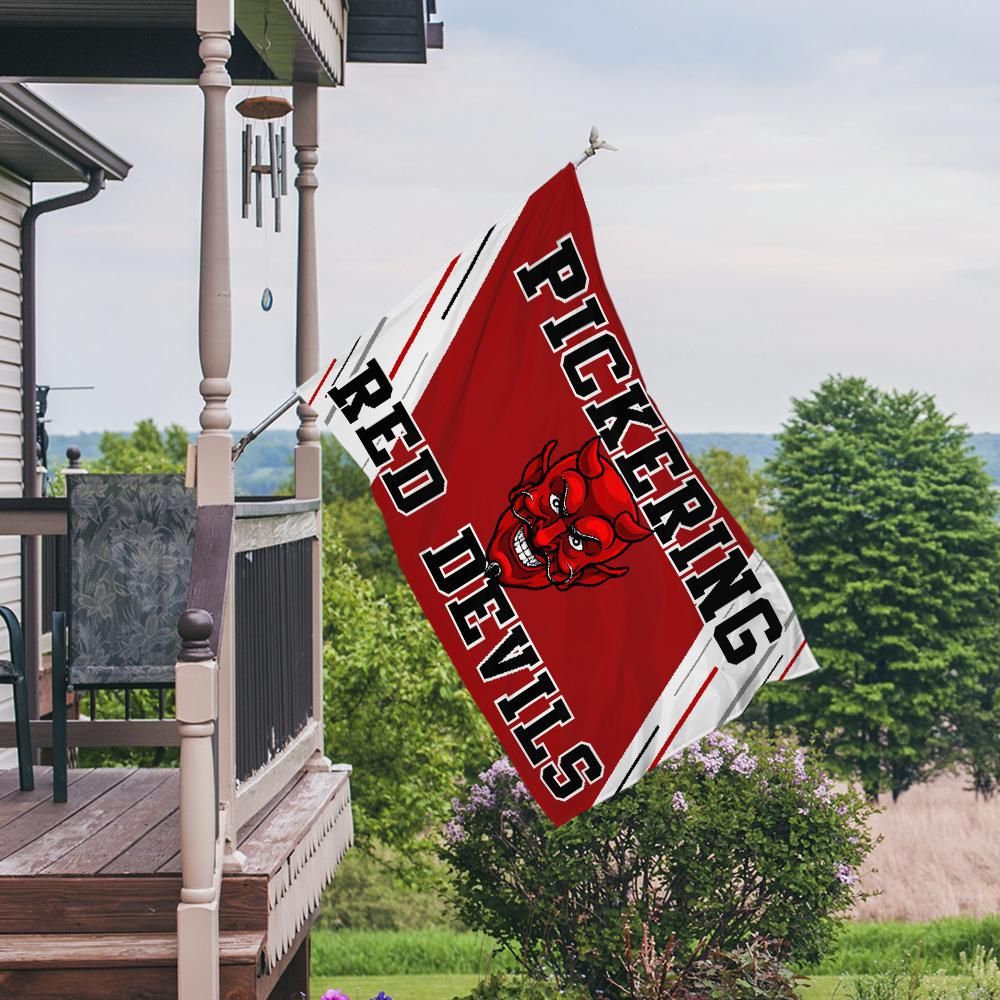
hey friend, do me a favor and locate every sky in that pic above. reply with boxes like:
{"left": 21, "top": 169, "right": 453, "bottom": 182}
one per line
{"left": 29, "top": 0, "right": 1000, "bottom": 437}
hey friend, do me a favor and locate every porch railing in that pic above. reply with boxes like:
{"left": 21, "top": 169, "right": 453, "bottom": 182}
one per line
{"left": 0, "top": 490, "right": 326, "bottom": 839}
{"left": 230, "top": 496, "right": 322, "bottom": 828}
{"left": 234, "top": 536, "right": 313, "bottom": 781}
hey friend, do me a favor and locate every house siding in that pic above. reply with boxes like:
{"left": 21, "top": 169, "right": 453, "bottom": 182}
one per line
{"left": 0, "top": 166, "right": 25, "bottom": 768}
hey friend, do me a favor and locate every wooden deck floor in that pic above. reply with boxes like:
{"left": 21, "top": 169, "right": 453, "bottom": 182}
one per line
{"left": 0, "top": 764, "right": 353, "bottom": 998}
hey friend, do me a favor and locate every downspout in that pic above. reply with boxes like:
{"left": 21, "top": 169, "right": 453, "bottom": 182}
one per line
{"left": 19, "top": 168, "right": 106, "bottom": 719}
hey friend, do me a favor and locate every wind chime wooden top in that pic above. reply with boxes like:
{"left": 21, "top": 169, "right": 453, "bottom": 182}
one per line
{"left": 239, "top": 95, "right": 291, "bottom": 234}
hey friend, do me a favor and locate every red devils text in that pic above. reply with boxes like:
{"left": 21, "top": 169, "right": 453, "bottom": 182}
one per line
{"left": 419, "top": 525, "right": 605, "bottom": 802}
{"left": 326, "top": 358, "right": 447, "bottom": 515}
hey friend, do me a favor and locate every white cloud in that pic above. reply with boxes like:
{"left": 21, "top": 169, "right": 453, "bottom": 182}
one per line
{"left": 28, "top": 3, "right": 1000, "bottom": 437}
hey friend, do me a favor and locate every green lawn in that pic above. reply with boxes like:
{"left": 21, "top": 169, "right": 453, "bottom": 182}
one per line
{"left": 313, "top": 974, "right": 478, "bottom": 999}
{"left": 314, "top": 974, "right": 971, "bottom": 1000}
{"left": 802, "top": 976, "right": 967, "bottom": 998}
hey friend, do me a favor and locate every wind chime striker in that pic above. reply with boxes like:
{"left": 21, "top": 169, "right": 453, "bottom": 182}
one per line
{"left": 238, "top": 94, "right": 291, "bottom": 310}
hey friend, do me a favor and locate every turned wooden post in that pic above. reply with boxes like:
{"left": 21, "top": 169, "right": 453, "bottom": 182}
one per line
{"left": 176, "top": 608, "right": 220, "bottom": 1000}
{"left": 293, "top": 82, "right": 327, "bottom": 763}
{"left": 195, "top": 0, "right": 237, "bottom": 853}
{"left": 293, "top": 81, "right": 321, "bottom": 501}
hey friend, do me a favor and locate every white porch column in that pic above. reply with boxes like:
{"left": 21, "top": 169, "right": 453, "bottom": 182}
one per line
{"left": 196, "top": 1, "right": 235, "bottom": 506}
{"left": 293, "top": 83, "right": 327, "bottom": 763}
{"left": 293, "top": 82, "right": 321, "bottom": 500}
{"left": 195, "top": 0, "right": 238, "bottom": 856}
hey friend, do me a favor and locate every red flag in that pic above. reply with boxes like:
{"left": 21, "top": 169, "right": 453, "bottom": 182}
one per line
{"left": 303, "top": 165, "right": 818, "bottom": 825}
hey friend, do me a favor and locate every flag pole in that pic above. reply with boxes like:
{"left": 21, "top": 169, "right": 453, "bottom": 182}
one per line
{"left": 574, "top": 126, "right": 619, "bottom": 168}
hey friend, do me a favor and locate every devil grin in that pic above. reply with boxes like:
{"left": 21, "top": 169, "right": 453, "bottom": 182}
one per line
{"left": 511, "top": 525, "right": 543, "bottom": 569}
{"left": 484, "top": 438, "right": 653, "bottom": 591}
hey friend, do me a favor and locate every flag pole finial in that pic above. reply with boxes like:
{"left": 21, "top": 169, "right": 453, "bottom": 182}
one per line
{"left": 574, "top": 126, "right": 619, "bottom": 168}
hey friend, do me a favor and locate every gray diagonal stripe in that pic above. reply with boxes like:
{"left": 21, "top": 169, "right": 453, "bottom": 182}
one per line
{"left": 717, "top": 609, "right": 797, "bottom": 725}
{"left": 347, "top": 316, "right": 387, "bottom": 381}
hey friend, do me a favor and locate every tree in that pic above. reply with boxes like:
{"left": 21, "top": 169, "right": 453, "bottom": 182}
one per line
{"left": 695, "top": 447, "right": 794, "bottom": 579}
{"left": 322, "top": 525, "right": 497, "bottom": 879}
{"left": 90, "top": 418, "right": 189, "bottom": 474}
{"left": 767, "top": 375, "right": 1000, "bottom": 799}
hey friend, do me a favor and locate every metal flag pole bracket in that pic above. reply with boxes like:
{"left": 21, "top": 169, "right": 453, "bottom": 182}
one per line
{"left": 574, "top": 126, "right": 619, "bottom": 168}
{"left": 232, "top": 391, "right": 300, "bottom": 462}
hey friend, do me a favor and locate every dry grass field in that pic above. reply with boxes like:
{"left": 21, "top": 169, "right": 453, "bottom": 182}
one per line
{"left": 854, "top": 772, "right": 1000, "bottom": 922}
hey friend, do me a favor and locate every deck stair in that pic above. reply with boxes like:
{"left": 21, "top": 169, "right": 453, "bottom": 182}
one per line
{"left": 0, "top": 765, "right": 352, "bottom": 998}
{"left": 0, "top": 930, "right": 265, "bottom": 999}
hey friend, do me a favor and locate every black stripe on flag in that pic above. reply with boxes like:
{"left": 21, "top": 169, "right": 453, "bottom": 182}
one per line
{"left": 332, "top": 335, "right": 362, "bottom": 388}
{"left": 615, "top": 725, "right": 660, "bottom": 795}
{"left": 441, "top": 225, "right": 496, "bottom": 320}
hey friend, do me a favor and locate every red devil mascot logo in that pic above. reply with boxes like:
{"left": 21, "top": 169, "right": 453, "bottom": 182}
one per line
{"left": 485, "top": 437, "right": 652, "bottom": 591}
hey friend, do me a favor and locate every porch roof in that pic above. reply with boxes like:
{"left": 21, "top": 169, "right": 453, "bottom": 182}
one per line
{"left": 0, "top": 0, "right": 439, "bottom": 86}
{"left": 0, "top": 83, "right": 131, "bottom": 183}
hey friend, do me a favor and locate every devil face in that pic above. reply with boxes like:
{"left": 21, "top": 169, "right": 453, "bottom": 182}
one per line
{"left": 485, "top": 438, "right": 651, "bottom": 590}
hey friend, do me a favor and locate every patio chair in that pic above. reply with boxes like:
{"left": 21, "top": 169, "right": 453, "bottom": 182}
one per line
{"left": 51, "top": 474, "right": 197, "bottom": 803}
{"left": 0, "top": 607, "right": 34, "bottom": 791}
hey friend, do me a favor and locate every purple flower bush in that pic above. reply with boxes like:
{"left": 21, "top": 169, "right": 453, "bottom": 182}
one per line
{"left": 320, "top": 991, "right": 393, "bottom": 1000}
{"left": 440, "top": 729, "right": 874, "bottom": 999}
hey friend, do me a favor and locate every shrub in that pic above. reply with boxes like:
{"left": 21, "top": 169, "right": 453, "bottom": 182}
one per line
{"left": 440, "top": 730, "right": 874, "bottom": 998}
{"left": 612, "top": 920, "right": 802, "bottom": 1000}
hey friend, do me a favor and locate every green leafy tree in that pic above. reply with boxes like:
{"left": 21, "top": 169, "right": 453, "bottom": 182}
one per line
{"left": 695, "top": 447, "right": 794, "bottom": 578}
{"left": 323, "top": 525, "right": 497, "bottom": 879}
{"left": 90, "top": 418, "right": 189, "bottom": 474}
{"left": 767, "top": 375, "right": 1000, "bottom": 799}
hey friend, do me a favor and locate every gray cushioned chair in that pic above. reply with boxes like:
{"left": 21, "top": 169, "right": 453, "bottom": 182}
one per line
{"left": 51, "top": 474, "right": 196, "bottom": 802}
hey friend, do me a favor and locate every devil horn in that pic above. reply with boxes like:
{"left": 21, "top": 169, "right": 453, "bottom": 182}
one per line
{"left": 615, "top": 510, "right": 652, "bottom": 542}
{"left": 578, "top": 437, "right": 604, "bottom": 479}
{"left": 519, "top": 440, "right": 557, "bottom": 488}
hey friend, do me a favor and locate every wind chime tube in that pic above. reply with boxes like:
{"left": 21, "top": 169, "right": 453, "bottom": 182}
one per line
{"left": 280, "top": 125, "right": 288, "bottom": 196}
{"left": 274, "top": 192, "right": 281, "bottom": 233}
{"left": 241, "top": 125, "right": 250, "bottom": 219}
{"left": 274, "top": 130, "right": 282, "bottom": 198}
{"left": 268, "top": 122, "right": 278, "bottom": 199}
{"left": 254, "top": 134, "right": 263, "bottom": 228}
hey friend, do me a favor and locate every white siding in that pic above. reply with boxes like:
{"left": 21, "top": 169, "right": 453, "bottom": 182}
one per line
{"left": 0, "top": 169, "right": 25, "bottom": 770}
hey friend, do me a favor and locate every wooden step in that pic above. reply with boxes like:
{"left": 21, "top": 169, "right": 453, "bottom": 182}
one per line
{"left": 0, "top": 873, "right": 268, "bottom": 934}
{"left": 0, "top": 930, "right": 264, "bottom": 1000}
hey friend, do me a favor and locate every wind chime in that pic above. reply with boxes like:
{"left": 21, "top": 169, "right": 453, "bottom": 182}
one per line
{"left": 237, "top": 92, "right": 291, "bottom": 311}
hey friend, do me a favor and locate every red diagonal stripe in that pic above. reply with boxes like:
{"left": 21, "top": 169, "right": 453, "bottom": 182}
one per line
{"left": 778, "top": 639, "right": 808, "bottom": 681}
{"left": 389, "top": 255, "right": 460, "bottom": 380}
{"left": 649, "top": 666, "right": 719, "bottom": 771}
{"left": 307, "top": 356, "right": 339, "bottom": 407}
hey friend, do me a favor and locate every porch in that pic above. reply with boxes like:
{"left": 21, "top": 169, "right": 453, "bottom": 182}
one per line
{"left": 0, "top": 483, "right": 345, "bottom": 998}
{"left": 0, "top": 765, "right": 352, "bottom": 999}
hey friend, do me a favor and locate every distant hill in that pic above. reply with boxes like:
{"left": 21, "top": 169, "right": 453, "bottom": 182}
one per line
{"left": 48, "top": 430, "right": 1000, "bottom": 496}
{"left": 679, "top": 432, "right": 1000, "bottom": 485}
